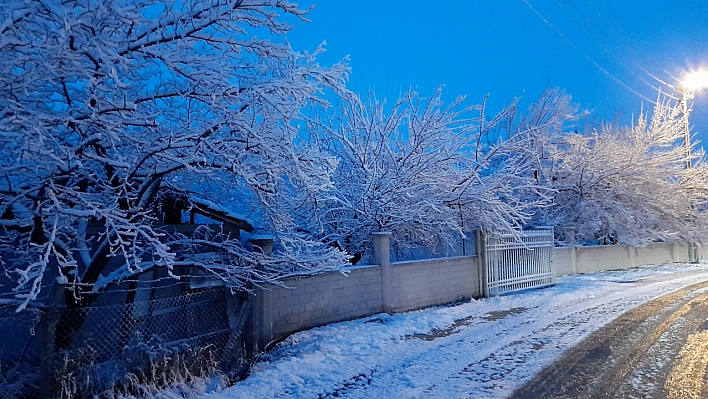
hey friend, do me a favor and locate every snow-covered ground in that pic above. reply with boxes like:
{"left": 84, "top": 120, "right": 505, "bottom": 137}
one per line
{"left": 199, "top": 263, "right": 708, "bottom": 399}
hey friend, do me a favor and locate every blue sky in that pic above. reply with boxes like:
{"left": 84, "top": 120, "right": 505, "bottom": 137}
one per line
{"left": 286, "top": 1, "right": 708, "bottom": 147}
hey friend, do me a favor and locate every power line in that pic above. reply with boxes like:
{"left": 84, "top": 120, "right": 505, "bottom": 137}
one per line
{"left": 562, "top": 0, "right": 676, "bottom": 96}
{"left": 583, "top": 0, "right": 680, "bottom": 93}
{"left": 595, "top": 0, "right": 681, "bottom": 86}
{"left": 521, "top": 0, "right": 660, "bottom": 105}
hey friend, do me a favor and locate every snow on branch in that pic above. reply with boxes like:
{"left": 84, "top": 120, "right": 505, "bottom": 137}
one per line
{"left": 0, "top": 0, "right": 350, "bottom": 310}
{"left": 302, "top": 88, "right": 561, "bottom": 261}
{"left": 532, "top": 91, "right": 708, "bottom": 245}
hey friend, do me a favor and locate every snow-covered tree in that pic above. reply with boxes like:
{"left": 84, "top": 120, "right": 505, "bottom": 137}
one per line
{"left": 536, "top": 95, "right": 708, "bottom": 244}
{"left": 0, "top": 0, "right": 350, "bottom": 312}
{"left": 304, "top": 88, "right": 557, "bottom": 261}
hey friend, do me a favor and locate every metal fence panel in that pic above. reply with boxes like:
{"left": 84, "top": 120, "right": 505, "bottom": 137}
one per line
{"left": 483, "top": 228, "right": 555, "bottom": 296}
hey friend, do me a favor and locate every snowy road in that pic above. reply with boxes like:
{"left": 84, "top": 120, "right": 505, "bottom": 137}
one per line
{"left": 200, "top": 264, "right": 708, "bottom": 399}
{"left": 513, "top": 279, "right": 708, "bottom": 398}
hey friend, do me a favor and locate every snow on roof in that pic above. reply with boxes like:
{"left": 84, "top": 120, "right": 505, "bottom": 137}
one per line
{"left": 187, "top": 195, "right": 250, "bottom": 223}
{"left": 161, "top": 191, "right": 254, "bottom": 233}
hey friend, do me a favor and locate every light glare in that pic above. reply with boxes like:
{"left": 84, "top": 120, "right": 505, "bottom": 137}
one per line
{"left": 682, "top": 69, "right": 708, "bottom": 92}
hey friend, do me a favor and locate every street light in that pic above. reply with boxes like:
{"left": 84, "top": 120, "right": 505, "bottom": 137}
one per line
{"left": 682, "top": 70, "right": 708, "bottom": 92}
{"left": 679, "top": 69, "right": 708, "bottom": 169}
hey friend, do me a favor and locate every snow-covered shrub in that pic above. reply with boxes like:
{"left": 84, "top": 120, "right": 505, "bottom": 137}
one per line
{"left": 55, "top": 334, "right": 232, "bottom": 399}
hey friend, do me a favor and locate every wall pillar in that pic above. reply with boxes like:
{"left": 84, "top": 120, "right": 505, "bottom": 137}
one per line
{"left": 689, "top": 242, "right": 700, "bottom": 263}
{"left": 564, "top": 227, "right": 576, "bottom": 244}
{"left": 473, "top": 231, "right": 488, "bottom": 298}
{"left": 372, "top": 232, "right": 392, "bottom": 314}
{"left": 250, "top": 236, "right": 275, "bottom": 255}
{"left": 248, "top": 236, "right": 275, "bottom": 351}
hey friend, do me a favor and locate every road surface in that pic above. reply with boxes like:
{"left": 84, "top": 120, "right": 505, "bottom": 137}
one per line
{"left": 512, "top": 280, "right": 708, "bottom": 399}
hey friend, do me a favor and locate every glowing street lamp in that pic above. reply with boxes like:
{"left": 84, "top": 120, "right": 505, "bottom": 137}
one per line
{"left": 682, "top": 70, "right": 708, "bottom": 92}
{"left": 680, "top": 69, "right": 708, "bottom": 169}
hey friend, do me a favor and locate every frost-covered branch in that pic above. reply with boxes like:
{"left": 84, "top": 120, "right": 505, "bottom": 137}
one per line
{"left": 533, "top": 92, "right": 708, "bottom": 244}
{"left": 303, "top": 88, "right": 560, "bottom": 261}
{"left": 0, "top": 0, "right": 349, "bottom": 311}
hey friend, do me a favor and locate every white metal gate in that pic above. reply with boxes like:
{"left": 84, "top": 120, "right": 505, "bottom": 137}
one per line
{"left": 478, "top": 228, "right": 555, "bottom": 297}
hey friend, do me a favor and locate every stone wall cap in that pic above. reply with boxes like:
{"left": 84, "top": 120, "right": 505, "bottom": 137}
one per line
{"left": 371, "top": 232, "right": 393, "bottom": 237}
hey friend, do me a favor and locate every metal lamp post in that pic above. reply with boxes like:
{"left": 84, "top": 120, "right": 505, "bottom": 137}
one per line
{"left": 680, "top": 90, "right": 693, "bottom": 169}
{"left": 680, "top": 69, "right": 708, "bottom": 169}
{"left": 678, "top": 69, "right": 708, "bottom": 262}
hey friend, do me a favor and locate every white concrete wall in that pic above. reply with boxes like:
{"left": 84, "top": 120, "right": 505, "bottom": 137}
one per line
{"left": 389, "top": 256, "right": 479, "bottom": 313}
{"left": 263, "top": 266, "right": 383, "bottom": 342}
{"left": 254, "top": 239, "right": 692, "bottom": 347}
{"left": 576, "top": 245, "right": 635, "bottom": 273}
{"left": 635, "top": 243, "right": 688, "bottom": 265}
{"left": 256, "top": 255, "right": 480, "bottom": 344}
{"left": 553, "top": 242, "right": 691, "bottom": 276}
{"left": 552, "top": 247, "right": 577, "bottom": 276}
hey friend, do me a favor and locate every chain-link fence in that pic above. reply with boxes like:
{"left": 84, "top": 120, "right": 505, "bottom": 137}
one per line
{"left": 0, "top": 284, "right": 251, "bottom": 399}
{"left": 0, "top": 306, "right": 45, "bottom": 398}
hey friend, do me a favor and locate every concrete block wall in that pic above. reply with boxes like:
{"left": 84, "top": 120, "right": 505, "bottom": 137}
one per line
{"left": 635, "top": 243, "right": 688, "bottom": 265}
{"left": 254, "top": 254, "right": 481, "bottom": 345}
{"left": 389, "top": 256, "right": 479, "bottom": 313}
{"left": 576, "top": 245, "right": 635, "bottom": 273}
{"left": 552, "top": 247, "right": 577, "bottom": 276}
{"left": 251, "top": 233, "right": 694, "bottom": 349}
{"left": 553, "top": 242, "right": 692, "bottom": 276}
{"left": 256, "top": 266, "right": 383, "bottom": 346}
{"left": 672, "top": 242, "right": 690, "bottom": 263}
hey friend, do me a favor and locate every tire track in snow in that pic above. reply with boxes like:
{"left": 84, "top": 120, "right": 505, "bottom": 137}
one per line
{"left": 511, "top": 280, "right": 708, "bottom": 399}
{"left": 374, "top": 271, "right": 708, "bottom": 398}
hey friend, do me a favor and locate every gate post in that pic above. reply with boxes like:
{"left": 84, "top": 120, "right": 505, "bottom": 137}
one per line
{"left": 473, "top": 230, "right": 488, "bottom": 298}
{"left": 372, "top": 232, "right": 393, "bottom": 314}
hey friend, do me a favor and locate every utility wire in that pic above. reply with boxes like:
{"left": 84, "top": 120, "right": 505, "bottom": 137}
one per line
{"left": 521, "top": 0, "right": 659, "bottom": 105}
{"left": 583, "top": 0, "right": 679, "bottom": 92}
{"left": 595, "top": 0, "right": 681, "bottom": 86}
{"left": 554, "top": 0, "right": 664, "bottom": 94}
{"left": 555, "top": 0, "right": 659, "bottom": 91}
